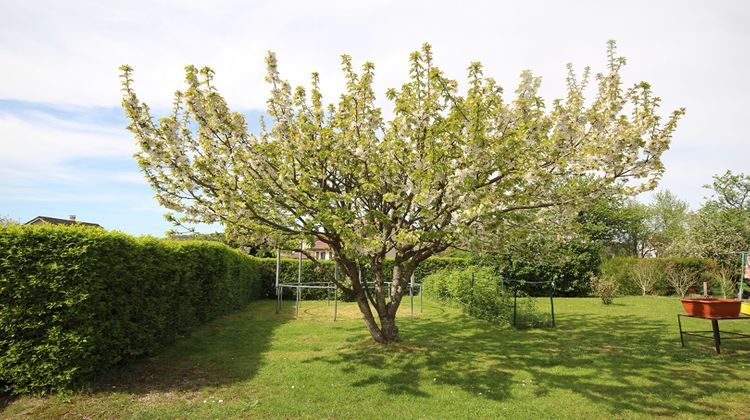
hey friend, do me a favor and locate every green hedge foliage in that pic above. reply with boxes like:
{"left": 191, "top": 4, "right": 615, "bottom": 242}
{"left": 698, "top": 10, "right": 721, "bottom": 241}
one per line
{"left": 470, "top": 241, "right": 601, "bottom": 297}
{"left": 0, "top": 225, "right": 263, "bottom": 394}
{"left": 422, "top": 265, "right": 512, "bottom": 323}
{"left": 422, "top": 265, "right": 543, "bottom": 326}
{"left": 600, "top": 256, "right": 715, "bottom": 296}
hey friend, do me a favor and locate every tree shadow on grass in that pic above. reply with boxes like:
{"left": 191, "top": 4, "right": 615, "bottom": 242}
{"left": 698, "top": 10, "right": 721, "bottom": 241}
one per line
{"left": 0, "top": 301, "right": 294, "bottom": 416}
{"left": 89, "top": 301, "right": 293, "bottom": 397}
{"left": 306, "top": 305, "right": 750, "bottom": 417}
{"left": 501, "top": 313, "right": 749, "bottom": 416}
{"left": 0, "top": 394, "right": 12, "bottom": 412}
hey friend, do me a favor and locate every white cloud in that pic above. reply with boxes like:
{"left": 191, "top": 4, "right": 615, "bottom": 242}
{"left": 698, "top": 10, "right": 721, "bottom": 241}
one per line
{"left": 2, "top": 0, "right": 747, "bottom": 110}
{"left": 0, "top": 114, "right": 132, "bottom": 162}
{"left": 0, "top": 113, "right": 136, "bottom": 184}
{"left": 1, "top": 0, "right": 749, "bottom": 215}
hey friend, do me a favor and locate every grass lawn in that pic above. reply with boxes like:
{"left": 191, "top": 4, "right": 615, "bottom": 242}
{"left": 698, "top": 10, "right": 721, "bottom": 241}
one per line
{"left": 2, "top": 296, "right": 750, "bottom": 419}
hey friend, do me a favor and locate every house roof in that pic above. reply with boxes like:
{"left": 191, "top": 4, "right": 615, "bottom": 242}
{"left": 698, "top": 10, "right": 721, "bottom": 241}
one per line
{"left": 24, "top": 216, "right": 102, "bottom": 228}
{"left": 309, "top": 239, "right": 330, "bottom": 250}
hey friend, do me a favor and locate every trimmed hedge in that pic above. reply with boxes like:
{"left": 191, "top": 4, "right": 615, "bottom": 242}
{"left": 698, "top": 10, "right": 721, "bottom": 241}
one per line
{"left": 257, "top": 248, "right": 599, "bottom": 301}
{"left": 600, "top": 256, "right": 715, "bottom": 296}
{"left": 257, "top": 258, "right": 338, "bottom": 299}
{"left": 0, "top": 224, "right": 263, "bottom": 394}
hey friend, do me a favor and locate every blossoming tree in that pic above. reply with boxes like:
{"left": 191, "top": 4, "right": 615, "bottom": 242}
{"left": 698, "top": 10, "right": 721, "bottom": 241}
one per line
{"left": 120, "top": 42, "right": 683, "bottom": 343}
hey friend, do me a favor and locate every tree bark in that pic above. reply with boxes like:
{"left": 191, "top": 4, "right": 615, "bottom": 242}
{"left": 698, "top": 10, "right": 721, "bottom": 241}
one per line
{"left": 355, "top": 292, "right": 387, "bottom": 343}
{"left": 354, "top": 290, "right": 400, "bottom": 344}
{"left": 342, "top": 258, "right": 408, "bottom": 344}
{"left": 337, "top": 257, "right": 398, "bottom": 344}
{"left": 334, "top": 247, "right": 439, "bottom": 344}
{"left": 379, "top": 314, "right": 400, "bottom": 342}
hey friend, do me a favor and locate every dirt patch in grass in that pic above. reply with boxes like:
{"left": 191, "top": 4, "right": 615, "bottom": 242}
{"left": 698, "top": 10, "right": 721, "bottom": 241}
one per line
{"left": 98, "top": 360, "right": 219, "bottom": 395}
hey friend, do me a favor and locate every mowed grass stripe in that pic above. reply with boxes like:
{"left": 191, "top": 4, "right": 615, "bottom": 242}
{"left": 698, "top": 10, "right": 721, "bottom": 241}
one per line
{"left": 2, "top": 297, "right": 750, "bottom": 419}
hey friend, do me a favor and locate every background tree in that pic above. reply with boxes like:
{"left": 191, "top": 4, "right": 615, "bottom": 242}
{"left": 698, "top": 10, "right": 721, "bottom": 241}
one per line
{"left": 647, "top": 189, "right": 689, "bottom": 257}
{"left": 0, "top": 215, "right": 19, "bottom": 226}
{"left": 708, "top": 170, "right": 750, "bottom": 211}
{"left": 577, "top": 196, "right": 653, "bottom": 257}
{"left": 681, "top": 171, "right": 750, "bottom": 262}
{"left": 120, "top": 42, "right": 684, "bottom": 343}
{"left": 472, "top": 230, "right": 601, "bottom": 297}
{"left": 630, "top": 259, "right": 659, "bottom": 295}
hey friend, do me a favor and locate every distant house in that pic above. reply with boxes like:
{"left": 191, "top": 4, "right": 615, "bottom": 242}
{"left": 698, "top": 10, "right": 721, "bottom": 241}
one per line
{"left": 24, "top": 215, "right": 102, "bottom": 228}
{"left": 289, "top": 239, "right": 335, "bottom": 260}
{"left": 289, "top": 239, "right": 396, "bottom": 260}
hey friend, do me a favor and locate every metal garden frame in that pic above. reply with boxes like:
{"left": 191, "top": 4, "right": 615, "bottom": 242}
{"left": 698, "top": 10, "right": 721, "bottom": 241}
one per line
{"left": 736, "top": 251, "right": 749, "bottom": 299}
{"left": 273, "top": 247, "right": 423, "bottom": 320}
{"left": 503, "top": 278, "right": 556, "bottom": 328}
{"left": 274, "top": 247, "right": 339, "bottom": 320}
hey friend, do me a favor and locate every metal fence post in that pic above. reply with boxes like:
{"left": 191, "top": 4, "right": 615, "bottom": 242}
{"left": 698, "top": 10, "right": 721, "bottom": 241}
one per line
{"left": 275, "top": 248, "right": 281, "bottom": 314}
{"left": 420, "top": 283, "right": 423, "bottom": 313}
{"left": 410, "top": 273, "right": 414, "bottom": 316}
{"left": 296, "top": 239, "right": 302, "bottom": 318}
{"left": 470, "top": 271, "right": 475, "bottom": 310}
{"left": 513, "top": 285, "right": 518, "bottom": 327}
{"left": 334, "top": 262, "right": 339, "bottom": 321}
{"left": 550, "top": 281, "right": 555, "bottom": 327}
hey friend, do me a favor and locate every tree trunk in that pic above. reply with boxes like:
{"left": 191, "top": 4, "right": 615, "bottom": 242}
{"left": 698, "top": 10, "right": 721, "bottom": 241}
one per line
{"left": 354, "top": 291, "right": 400, "bottom": 344}
{"left": 335, "top": 249, "right": 434, "bottom": 344}
{"left": 379, "top": 314, "right": 400, "bottom": 343}
{"left": 343, "top": 259, "right": 408, "bottom": 344}
{"left": 355, "top": 293, "right": 388, "bottom": 343}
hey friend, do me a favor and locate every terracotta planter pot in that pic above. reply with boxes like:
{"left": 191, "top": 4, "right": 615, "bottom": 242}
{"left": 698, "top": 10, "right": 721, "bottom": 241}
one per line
{"left": 681, "top": 298, "right": 742, "bottom": 318}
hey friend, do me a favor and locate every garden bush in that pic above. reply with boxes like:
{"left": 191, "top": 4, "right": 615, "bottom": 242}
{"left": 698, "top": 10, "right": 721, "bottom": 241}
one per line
{"left": 711, "top": 264, "right": 736, "bottom": 299}
{"left": 600, "top": 257, "right": 715, "bottom": 296}
{"left": 591, "top": 274, "right": 618, "bottom": 304}
{"left": 0, "top": 224, "right": 263, "bottom": 394}
{"left": 421, "top": 265, "right": 545, "bottom": 326}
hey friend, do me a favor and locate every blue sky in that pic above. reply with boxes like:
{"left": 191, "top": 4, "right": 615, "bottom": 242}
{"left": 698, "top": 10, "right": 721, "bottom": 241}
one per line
{"left": 0, "top": 100, "right": 168, "bottom": 233}
{"left": 0, "top": 99, "right": 262, "bottom": 234}
{"left": 1, "top": 0, "right": 748, "bottom": 236}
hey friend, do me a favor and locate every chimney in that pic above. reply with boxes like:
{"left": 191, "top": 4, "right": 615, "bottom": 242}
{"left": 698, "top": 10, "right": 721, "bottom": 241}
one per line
{"left": 69, "top": 215, "right": 76, "bottom": 222}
